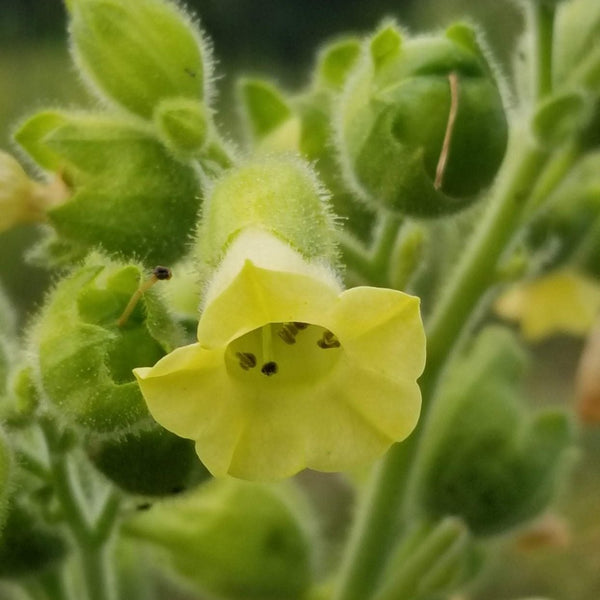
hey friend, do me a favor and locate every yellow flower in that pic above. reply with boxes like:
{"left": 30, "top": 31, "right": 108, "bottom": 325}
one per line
{"left": 134, "top": 229, "right": 425, "bottom": 480}
{"left": 495, "top": 270, "right": 600, "bottom": 341}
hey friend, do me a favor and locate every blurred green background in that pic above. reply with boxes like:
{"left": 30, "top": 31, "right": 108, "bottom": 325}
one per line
{"left": 3, "top": 2, "right": 599, "bottom": 600}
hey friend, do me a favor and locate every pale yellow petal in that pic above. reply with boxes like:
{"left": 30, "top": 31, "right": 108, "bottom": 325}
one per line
{"left": 197, "top": 261, "right": 339, "bottom": 347}
{"left": 221, "top": 354, "right": 421, "bottom": 480}
{"left": 331, "top": 286, "right": 426, "bottom": 380}
{"left": 134, "top": 344, "right": 244, "bottom": 476}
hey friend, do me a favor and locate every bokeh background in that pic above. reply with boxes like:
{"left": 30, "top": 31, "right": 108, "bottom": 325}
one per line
{"left": 2, "top": 1, "right": 599, "bottom": 599}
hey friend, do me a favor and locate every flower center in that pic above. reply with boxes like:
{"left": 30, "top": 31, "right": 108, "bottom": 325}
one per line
{"left": 225, "top": 322, "right": 342, "bottom": 384}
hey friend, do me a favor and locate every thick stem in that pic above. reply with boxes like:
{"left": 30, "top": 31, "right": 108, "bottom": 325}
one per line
{"left": 332, "top": 136, "right": 548, "bottom": 600}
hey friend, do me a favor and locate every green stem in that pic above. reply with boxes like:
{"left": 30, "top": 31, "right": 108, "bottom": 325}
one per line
{"left": 529, "top": 1, "right": 556, "bottom": 102}
{"left": 339, "top": 214, "right": 403, "bottom": 286}
{"left": 523, "top": 140, "right": 579, "bottom": 218}
{"left": 333, "top": 136, "right": 548, "bottom": 600}
{"left": 41, "top": 421, "right": 119, "bottom": 600}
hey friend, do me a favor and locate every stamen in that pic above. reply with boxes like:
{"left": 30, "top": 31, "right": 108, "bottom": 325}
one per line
{"left": 261, "top": 361, "right": 278, "bottom": 376}
{"left": 293, "top": 322, "right": 309, "bottom": 330}
{"left": 117, "top": 266, "right": 172, "bottom": 327}
{"left": 278, "top": 322, "right": 299, "bottom": 345}
{"left": 236, "top": 352, "right": 257, "bottom": 370}
{"left": 317, "top": 330, "right": 341, "bottom": 349}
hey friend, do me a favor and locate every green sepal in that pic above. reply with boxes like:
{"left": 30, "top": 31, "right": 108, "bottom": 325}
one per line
{"left": 314, "top": 37, "right": 361, "bottom": 90}
{"left": 31, "top": 255, "right": 185, "bottom": 434}
{"left": 1, "top": 365, "right": 40, "bottom": 428}
{"left": 370, "top": 24, "right": 403, "bottom": 70}
{"left": 67, "top": 0, "right": 211, "bottom": 119}
{"left": 335, "top": 22, "right": 508, "bottom": 217}
{"left": 124, "top": 479, "right": 313, "bottom": 600}
{"left": 238, "top": 78, "right": 293, "bottom": 141}
{"left": 86, "top": 425, "right": 210, "bottom": 496}
{"left": 13, "top": 111, "right": 69, "bottom": 173}
{"left": 532, "top": 91, "right": 590, "bottom": 147}
{"left": 15, "top": 111, "right": 202, "bottom": 265}
{"left": 153, "top": 97, "right": 208, "bottom": 158}
{"left": 195, "top": 155, "right": 339, "bottom": 278}
{"left": 412, "top": 327, "right": 573, "bottom": 536}
{"left": 0, "top": 500, "right": 68, "bottom": 577}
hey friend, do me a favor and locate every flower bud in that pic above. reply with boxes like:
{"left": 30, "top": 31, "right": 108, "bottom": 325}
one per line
{"left": 86, "top": 424, "right": 210, "bottom": 496}
{"left": 67, "top": 0, "right": 212, "bottom": 119}
{"left": 335, "top": 22, "right": 508, "bottom": 217}
{"left": 15, "top": 111, "right": 201, "bottom": 265}
{"left": 124, "top": 479, "right": 312, "bottom": 599}
{"left": 153, "top": 97, "right": 208, "bottom": 158}
{"left": 413, "top": 327, "right": 572, "bottom": 536}
{"left": 195, "top": 155, "right": 339, "bottom": 280}
{"left": 0, "top": 500, "right": 68, "bottom": 577}
{"left": 30, "top": 254, "right": 184, "bottom": 434}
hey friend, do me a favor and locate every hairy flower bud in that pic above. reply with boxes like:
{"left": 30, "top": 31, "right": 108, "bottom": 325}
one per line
{"left": 412, "top": 327, "right": 572, "bottom": 536}
{"left": 15, "top": 111, "right": 201, "bottom": 265}
{"left": 66, "top": 0, "right": 212, "bottom": 119}
{"left": 335, "top": 22, "right": 508, "bottom": 217}
{"left": 124, "top": 479, "right": 312, "bottom": 599}
{"left": 86, "top": 425, "right": 210, "bottom": 496}
{"left": 30, "top": 254, "right": 184, "bottom": 434}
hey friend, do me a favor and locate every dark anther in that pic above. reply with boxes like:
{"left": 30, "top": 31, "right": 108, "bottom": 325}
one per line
{"left": 293, "top": 322, "right": 309, "bottom": 329}
{"left": 171, "top": 485, "right": 185, "bottom": 495}
{"left": 261, "top": 361, "right": 278, "bottom": 376}
{"left": 278, "top": 323, "right": 298, "bottom": 345}
{"left": 317, "top": 330, "right": 341, "bottom": 349}
{"left": 153, "top": 266, "right": 172, "bottom": 280}
{"left": 136, "top": 502, "right": 152, "bottom": 511}
{"left": 236, "top": 352, "right": 257, "bottom": 370}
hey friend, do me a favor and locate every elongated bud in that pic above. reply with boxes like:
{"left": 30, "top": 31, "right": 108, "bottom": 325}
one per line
{"left": 124, "top": 479, "right": 313, "bottom": 599}
{"left": 30, "top": 254, "right": 184, "bottom": 434}
{"left": 335, "top": 22, "right": 508, "bottom": 217}
{"left": 67, "top": 0, "right": 212, "bottom": 119}
{"left": 195, "top": 155, "right": 339, "bottom": 281}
